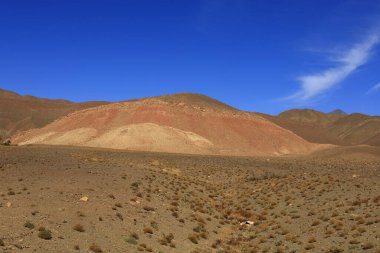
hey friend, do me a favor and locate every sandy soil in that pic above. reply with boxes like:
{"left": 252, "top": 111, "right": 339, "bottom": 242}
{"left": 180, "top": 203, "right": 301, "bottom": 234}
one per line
{"left": 0, "top": 145, "right": 379, "bottom": 253}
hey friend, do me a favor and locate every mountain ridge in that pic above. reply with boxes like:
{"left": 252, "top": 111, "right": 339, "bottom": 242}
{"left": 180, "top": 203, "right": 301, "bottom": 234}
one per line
{"left": 2, "top": 88, "right": 380, "bottom": 153}
{"left": 265, "top": 109, "right": 380, "bottom": 146}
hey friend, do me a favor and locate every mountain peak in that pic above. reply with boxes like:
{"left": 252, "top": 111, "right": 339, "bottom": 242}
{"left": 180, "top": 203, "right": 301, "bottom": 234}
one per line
{"left": 329, "top": 109, "right": 347, "bottom": 115}
{"left": 156, "top": 92, "right": 237, "bottom": 111}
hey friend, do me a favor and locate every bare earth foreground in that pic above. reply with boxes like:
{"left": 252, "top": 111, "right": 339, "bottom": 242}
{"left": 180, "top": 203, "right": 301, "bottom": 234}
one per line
{"left": 0, "top": 145, "right": 379, "bottom": 253}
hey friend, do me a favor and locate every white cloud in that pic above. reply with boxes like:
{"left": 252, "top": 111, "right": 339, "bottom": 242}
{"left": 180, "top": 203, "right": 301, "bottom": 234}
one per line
{"left": 287, "top": 34, "right": 379, "bottom": 102}
{"left": 367, "top": 82, "right": 380, "bottom": 94}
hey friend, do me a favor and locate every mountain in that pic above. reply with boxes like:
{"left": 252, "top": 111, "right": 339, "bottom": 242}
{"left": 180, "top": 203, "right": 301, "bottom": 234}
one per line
{"left": 262, "top": 109, "right": 380, "bottom": 146}
{"left": 11, "top": 93, "right": 322, "bottom": 156}
{"left": 258, "top": 110, "right": 345, "bottom": 145}
{"left": 6, "top": 88, "right": 379, "bottom": 154}
{"left": 329, "top": 109, "right": 347, "bottom": 115}
{"left": 0, "top": 88, "right": 108, "bottom": 141}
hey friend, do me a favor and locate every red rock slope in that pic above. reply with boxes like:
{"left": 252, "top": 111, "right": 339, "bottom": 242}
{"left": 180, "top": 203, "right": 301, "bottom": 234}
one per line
{"left": 12, "top": 93, "right": 323, "bottom": 156}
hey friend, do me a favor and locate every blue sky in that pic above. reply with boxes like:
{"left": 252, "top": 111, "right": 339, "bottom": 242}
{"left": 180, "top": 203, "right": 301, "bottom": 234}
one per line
{"left": 1, "top": 0, "right": 380, "bottom": 115}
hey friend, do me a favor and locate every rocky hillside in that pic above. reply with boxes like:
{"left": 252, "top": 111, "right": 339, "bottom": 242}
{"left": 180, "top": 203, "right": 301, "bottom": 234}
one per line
{"left": 12, "top": 93, "right": 322, "bottom": 156}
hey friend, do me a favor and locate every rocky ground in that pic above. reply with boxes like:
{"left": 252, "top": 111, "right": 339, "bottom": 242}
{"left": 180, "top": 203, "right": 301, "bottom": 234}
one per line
{"left": 0, "top": 145, "right": 379, "bottom": 253}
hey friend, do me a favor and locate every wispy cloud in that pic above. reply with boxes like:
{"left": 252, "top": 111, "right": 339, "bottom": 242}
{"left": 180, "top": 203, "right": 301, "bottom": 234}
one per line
{"left": 287, "top": 33, "right": 379, "bottom": 103}
{"left": 366, "top": 82, "right": 380, "bottom": 94}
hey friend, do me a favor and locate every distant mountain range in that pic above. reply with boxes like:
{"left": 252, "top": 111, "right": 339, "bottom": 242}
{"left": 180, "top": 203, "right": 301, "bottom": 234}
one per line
{"left": 260, "top": 109, "right": 380, "bottom": 147}
{"left": 2, "top": 88, "right": 379, "bottom": 155}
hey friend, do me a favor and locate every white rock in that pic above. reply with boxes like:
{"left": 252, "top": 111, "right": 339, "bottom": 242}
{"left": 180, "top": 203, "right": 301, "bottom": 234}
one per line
{"left": 80, "top": 196, "right": 89, "bottom": 202}
{"left": 240, "top": 220, "right": 254, "bottom": 226}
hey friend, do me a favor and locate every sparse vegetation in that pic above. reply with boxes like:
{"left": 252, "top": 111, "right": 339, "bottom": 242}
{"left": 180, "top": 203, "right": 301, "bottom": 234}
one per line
{"left": 143, "top": 206, "right": 155, "bottom": 212}
{"left": 143, "top": 227, "right": 153, "bottom": 234}
{"left": 73, "top": 224, "right": 85, "bottom": 232}
{"left": 24, "top": 221, "right": 35, "bottom": 229}
{"left": 0, "top": 145, "right": 379, "bottom": 252}
{"left": 89, "top": 243, "right": 103, "bottom": 253}
{"left": 188, "top": 234, "right": 198, "bottom": 244}
{"left": 38, "top": 229, "right": 52, "bottom": 240}
{"left": 126, "top": 237, "right": 138, "bottom": 245}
